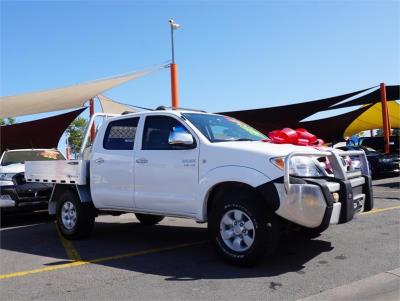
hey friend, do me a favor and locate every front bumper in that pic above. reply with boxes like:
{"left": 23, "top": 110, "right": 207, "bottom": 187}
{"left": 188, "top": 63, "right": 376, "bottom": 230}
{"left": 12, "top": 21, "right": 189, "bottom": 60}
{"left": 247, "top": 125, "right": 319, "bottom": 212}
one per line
{"left": 304, "top": 175, "right": 372, "bottom": 228}
{"left": 0, "top": 184, "right": 51, "bottom": 212}
{"left": 272, "top": 175, "right": 373, "bottom": 230}
{"left": 271, "top": 149, "right": 373, "bottom": 230}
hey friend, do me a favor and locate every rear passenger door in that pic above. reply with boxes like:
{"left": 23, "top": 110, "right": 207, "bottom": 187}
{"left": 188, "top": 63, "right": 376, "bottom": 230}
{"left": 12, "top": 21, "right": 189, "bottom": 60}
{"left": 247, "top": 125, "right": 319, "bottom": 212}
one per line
{"left": 90, "top": 117, "right": 139, "bottom": 209}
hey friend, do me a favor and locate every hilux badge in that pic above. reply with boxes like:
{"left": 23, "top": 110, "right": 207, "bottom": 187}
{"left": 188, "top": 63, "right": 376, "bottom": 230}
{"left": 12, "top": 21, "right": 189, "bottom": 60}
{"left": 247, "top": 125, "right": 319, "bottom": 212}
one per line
{"left": 182, "top": 159, "right": 196, "bottom": 167}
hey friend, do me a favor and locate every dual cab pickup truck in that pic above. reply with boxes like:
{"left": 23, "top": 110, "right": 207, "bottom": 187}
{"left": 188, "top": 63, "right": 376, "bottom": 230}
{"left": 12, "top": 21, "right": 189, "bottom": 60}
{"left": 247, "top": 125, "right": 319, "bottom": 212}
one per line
{"left": 25, "top": 108, "right": 373, "bottom": 266}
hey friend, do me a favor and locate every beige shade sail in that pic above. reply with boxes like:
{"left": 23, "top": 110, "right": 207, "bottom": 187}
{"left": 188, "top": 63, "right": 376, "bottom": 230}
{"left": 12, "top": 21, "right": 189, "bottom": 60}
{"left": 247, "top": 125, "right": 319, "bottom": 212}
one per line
{"left": 97, "top": 94, "right": 138, "bottom": 115}
{"left": 0, "top": 63, "right": 168, "bottom": 118}
{"left": 344, "top": 101, "right": 400, "bottom": 137}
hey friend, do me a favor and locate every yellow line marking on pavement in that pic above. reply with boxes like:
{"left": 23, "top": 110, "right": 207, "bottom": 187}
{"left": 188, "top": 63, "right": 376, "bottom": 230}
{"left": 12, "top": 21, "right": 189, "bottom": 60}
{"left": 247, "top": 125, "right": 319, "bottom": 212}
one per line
{"left": 360, "top": 205, "right": 400, "bottom": 216}
{"left": 54, "top": 222, "right": 81, "bottom": 261}
{"left": 0, "top": 241, "right": 206, "bottom": 280}
{"left": 2, "top": 205, "right": 399, "bottom": 281}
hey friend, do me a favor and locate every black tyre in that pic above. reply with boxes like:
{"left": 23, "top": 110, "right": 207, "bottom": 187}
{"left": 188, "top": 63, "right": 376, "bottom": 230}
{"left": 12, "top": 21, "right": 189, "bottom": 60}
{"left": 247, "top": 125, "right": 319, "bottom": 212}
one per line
{"left": 56, "top": 190, "right": 95, "bottom": 239}
{"left": 135, "top": 213, "right": 164, "bottom": 225}
{"left": 209, "top": 190, "right": 279, "bottom": 266}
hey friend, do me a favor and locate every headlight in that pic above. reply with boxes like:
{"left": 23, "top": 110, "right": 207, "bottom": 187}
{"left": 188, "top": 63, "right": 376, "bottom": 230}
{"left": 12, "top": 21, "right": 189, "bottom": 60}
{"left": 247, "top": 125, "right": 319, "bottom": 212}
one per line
{"left": 379, "top": 158, "right": 391, "bottom": 163}
{"left": 0, "top": 173, "right": 16, "bottom": 181}
{"left": 271, "top": 156, "right": 325, "bottom": 177}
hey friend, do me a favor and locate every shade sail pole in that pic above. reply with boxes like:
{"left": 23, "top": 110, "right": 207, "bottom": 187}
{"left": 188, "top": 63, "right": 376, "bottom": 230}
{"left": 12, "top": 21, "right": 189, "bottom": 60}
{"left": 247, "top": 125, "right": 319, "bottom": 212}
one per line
{"left": 90, "top": 98, "right": 96, "bottom": 142}
{"left": 65, "top": 133, "right": 70, "bottom": 160}
{"left": 170, "top": 63, "right": 179, "bottom": 109}
{"left": 380, "top": 83, "right": 390, "bottom": 154}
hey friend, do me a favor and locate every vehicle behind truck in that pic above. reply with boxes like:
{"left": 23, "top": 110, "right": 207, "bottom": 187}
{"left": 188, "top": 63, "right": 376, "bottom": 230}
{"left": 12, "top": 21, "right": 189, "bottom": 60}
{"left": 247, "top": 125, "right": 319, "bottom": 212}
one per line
{"left": 0, "top": 149, "right": 64, "bottom": 215}
{"left": 25, "top": 109, "right": 373, "bottom": 266}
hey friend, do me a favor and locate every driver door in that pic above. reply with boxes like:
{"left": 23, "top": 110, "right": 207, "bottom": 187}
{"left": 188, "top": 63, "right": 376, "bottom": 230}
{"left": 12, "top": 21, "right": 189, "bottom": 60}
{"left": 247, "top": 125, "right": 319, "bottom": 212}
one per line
{"left": 134, "top": 115, "right": 199, "bottom": 215}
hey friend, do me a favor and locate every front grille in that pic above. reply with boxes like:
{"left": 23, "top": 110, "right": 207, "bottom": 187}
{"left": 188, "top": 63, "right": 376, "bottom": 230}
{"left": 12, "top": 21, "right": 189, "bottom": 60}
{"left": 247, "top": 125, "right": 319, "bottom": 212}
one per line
{"left": 15, "top": 182, "right": 53, "bottom": 200}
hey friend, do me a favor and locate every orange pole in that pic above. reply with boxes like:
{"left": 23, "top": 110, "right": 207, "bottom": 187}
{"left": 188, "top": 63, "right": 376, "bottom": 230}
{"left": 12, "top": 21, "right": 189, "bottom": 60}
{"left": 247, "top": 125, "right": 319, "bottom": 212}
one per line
{"left": 170, "top": 63, "right": 179, "bottom": 109}
{"left": 380, "top": 83, "right": 390, "bottom": 154}
{"left": 66, "top": 146, "right": 70, "bottom": 160}
{"left": 89, "top": 98, "right": 96, "bottom": 142}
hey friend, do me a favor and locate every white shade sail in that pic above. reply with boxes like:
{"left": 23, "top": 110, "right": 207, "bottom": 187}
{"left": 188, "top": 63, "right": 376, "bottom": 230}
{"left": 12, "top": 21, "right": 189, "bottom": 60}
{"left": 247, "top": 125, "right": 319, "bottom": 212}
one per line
{"left": 0, "top": 63, "right": 168, "bottom": 118}
{"left": 97, "top": 94, "right": 138, "bottom": 115}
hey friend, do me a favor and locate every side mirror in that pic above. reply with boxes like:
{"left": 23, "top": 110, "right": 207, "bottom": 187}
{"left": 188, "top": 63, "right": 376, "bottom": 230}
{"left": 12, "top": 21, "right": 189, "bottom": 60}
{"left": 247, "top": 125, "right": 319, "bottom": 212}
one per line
{"left": 168, "top": 129, "right": 194, "bottom": 146}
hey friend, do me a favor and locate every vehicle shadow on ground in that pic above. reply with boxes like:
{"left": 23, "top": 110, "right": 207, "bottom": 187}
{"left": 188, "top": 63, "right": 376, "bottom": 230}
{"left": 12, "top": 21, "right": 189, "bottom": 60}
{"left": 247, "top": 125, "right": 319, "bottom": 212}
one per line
{"left": 0, "top": 213, "right": 68, "bottom": 264}
{"left": 372, "top": 173, "right": 400, "bottom": 181}
{"left": 0, "top": 210, "right": 54, "bottom": 228}
{"left": 373, "top": 181, "right": 400, "bottom": 189}
{"left": 1, "top": 215, "right": 333, "bottom": 280}
{"left": 97, "top": 231, "right": 333, "bottom": 280}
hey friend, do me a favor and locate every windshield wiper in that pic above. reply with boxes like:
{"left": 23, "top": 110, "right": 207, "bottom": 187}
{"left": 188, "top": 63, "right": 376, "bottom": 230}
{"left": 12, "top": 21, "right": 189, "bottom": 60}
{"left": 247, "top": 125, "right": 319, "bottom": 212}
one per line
{"left": 230, "top": 138, "right": 254, "bottom": 141}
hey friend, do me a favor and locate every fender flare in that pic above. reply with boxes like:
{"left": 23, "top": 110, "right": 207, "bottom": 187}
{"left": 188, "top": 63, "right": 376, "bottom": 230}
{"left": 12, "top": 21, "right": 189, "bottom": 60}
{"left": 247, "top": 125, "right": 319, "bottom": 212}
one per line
{"left": 198, "top": 165, "right": 272, "bottom": 221}
{"left": 48, "top": 184, "right": 92, "bottom": 215}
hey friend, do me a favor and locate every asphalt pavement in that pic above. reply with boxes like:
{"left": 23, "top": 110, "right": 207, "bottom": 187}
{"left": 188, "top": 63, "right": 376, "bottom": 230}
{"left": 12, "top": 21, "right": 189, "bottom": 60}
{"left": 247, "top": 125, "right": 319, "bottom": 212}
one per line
{"left": 0, "top": 175, "right": 399, "bottom": 300}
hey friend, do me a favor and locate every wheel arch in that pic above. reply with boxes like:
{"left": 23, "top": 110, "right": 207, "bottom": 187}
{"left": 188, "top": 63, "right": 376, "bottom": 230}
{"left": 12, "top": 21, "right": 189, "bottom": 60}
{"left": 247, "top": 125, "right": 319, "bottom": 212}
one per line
{"left": 199, "top": 165, "right": 275, "bottom": 221}
{"left": 49, "top": 184, "right": 92, "bottom": 215}
{"left": 203, "top": 180, "right": 279, "bottom": 222}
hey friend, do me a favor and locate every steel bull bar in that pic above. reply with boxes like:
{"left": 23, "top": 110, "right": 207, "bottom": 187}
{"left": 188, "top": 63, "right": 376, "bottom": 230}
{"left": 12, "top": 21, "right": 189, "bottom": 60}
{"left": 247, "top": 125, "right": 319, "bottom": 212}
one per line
{"left": 283, "top": 150, "right": 373, "bottom": 229}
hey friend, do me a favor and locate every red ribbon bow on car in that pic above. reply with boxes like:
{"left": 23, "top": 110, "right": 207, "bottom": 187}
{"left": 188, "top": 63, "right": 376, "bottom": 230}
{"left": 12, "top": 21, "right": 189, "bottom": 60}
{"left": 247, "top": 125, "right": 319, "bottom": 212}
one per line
{"left": 268, "top": 128, "right": 324, "bottom": 147}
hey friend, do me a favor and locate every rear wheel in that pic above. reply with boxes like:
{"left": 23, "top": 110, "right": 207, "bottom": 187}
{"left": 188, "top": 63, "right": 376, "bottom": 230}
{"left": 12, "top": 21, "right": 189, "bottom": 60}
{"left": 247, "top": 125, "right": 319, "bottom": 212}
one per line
{"left": 135, "top": 213, "right": 164, "bottom": 225}
{"left": 209, "top": 190, "right": 279, "bottom": 266}
{"left": 56, "top": 190, "right": 95, "bottom": 239}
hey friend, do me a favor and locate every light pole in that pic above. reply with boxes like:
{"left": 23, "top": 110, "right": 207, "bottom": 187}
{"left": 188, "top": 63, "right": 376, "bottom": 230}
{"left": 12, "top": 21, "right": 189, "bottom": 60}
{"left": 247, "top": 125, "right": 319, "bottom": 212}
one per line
{"left": 169, "top": 19, "right": 180, "bottom": 109}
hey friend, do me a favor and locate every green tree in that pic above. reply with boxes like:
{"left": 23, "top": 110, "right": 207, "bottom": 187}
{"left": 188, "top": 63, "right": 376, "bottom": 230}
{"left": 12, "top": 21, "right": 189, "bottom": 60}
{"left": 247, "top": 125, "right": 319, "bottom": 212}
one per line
{"left": 66, "top": 117, "right": 88, "bottom": 159}
{"left": 0, "top": 117, "right": 16, "bottom": 125}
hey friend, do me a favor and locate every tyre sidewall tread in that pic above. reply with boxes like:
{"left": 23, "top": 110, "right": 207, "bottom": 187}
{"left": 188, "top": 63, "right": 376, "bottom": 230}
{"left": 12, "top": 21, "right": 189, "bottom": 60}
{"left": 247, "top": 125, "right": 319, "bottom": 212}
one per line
{"left": 56, "top": 190, "right": 95, "bottom": 239}
{"left": 209, "top": 190, "right": 278, "bottom": 266}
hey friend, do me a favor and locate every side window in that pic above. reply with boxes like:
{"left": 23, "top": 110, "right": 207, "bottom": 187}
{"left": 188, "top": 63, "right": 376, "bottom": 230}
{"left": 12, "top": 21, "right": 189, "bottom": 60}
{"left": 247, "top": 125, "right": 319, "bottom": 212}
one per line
{"left": 103, "top": 118, "right": 139, "bottom": 150}
{"left": 142, "top": 116, "right": 194, "bottom": 150}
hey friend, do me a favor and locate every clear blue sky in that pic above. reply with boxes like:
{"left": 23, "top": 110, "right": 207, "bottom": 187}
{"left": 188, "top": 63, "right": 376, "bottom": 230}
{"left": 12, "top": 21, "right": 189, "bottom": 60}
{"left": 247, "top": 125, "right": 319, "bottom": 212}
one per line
{"left": 1, "top": 1, "right": 399, "bottom": 143}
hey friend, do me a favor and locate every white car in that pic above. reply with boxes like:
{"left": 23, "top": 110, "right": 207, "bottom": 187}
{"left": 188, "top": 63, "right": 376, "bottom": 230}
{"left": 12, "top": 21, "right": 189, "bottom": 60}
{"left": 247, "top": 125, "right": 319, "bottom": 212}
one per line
{"left": 0, "top": 149, "right": 64, "bottom": 213}
{"left": 25, "top": 109, "right": 373, "bottom": 266}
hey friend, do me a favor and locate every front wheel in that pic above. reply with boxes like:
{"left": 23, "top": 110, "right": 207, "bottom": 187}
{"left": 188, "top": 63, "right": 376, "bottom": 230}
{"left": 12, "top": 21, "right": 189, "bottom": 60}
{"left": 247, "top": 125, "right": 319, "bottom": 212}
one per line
{"left": 56, "top": 190, "right": 95, "bottom": 239}
{"left": 209, "top": 191, "right": 279, "bottom": 266}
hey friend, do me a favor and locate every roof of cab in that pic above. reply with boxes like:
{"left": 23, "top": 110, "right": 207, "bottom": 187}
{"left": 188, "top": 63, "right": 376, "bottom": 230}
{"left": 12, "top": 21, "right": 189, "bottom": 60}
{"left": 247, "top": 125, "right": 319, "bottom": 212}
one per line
{"left": 109, "top": 107, "right": 215, "bottom": 121}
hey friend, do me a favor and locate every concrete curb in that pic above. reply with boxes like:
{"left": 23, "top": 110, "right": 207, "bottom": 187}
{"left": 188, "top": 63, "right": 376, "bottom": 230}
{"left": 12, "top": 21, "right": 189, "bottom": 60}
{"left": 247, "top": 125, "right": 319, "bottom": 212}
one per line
{"left": 298, "top": 268, "right": 400, "bottom": 301}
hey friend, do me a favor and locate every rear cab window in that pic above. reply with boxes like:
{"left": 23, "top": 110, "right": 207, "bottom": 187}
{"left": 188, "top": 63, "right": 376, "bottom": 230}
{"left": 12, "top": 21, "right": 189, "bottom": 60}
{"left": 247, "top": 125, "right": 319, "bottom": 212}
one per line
{"left": 103, "top": 118, "right": 139, "bottom": 150}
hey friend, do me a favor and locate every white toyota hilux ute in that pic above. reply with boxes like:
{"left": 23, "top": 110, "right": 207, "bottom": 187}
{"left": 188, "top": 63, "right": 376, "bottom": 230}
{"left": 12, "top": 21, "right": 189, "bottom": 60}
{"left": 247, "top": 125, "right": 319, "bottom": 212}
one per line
{"left": 25, "top": 109, "right": 373, "bottom": 266}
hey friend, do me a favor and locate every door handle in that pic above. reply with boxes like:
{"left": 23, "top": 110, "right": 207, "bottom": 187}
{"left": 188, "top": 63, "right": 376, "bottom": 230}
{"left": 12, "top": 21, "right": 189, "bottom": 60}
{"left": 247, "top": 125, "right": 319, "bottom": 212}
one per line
{"left": 95, "top": 158, "right": 104, "bottom": 164}
{"left": 136, "top": 158, "right": 148, "bottom": 164}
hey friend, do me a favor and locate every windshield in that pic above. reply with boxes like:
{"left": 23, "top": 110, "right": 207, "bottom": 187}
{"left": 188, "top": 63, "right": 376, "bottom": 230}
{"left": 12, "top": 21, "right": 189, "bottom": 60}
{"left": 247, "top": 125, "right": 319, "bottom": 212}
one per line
{"left": 182, "top": 113, "right": 267, "bottom": 142}
{"left": 1, "top": 150, "right": 65, "bottom": 166}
